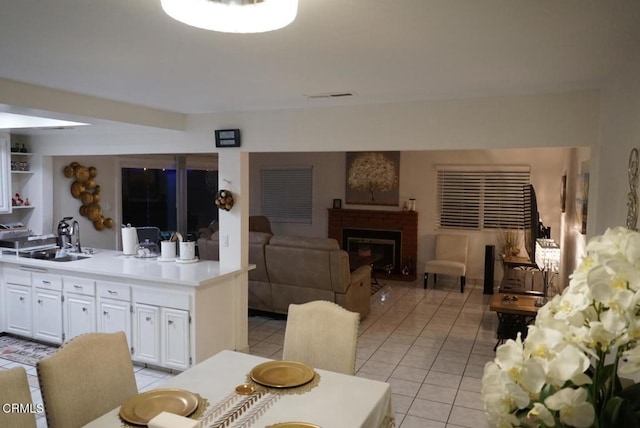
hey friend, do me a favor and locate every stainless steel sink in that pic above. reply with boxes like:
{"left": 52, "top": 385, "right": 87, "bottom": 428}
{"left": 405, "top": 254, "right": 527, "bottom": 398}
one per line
{"left": 19, "top": 248, "right": 91, "bottom": 262}
{"left": 47, "top": 253, "right": 91, "bottom": 262}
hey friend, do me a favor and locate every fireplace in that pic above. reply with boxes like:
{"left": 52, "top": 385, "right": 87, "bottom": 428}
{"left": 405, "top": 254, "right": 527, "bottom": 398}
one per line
{"left": 328, "top": 209, "right": 418, "bottom": 281}
{"left": 342, "top": 228, "right": 401, "bottom": 270}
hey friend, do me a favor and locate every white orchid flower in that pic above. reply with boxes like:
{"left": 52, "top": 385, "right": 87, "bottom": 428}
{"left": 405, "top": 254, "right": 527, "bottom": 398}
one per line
{"left": 528, "top": 402, "right": 555, "bottom": 427}
{"left": 482, "top": 227, "right": 640, "bottom": 426}
{"left": 552, "top": 290, "right": 591, "bottom": 322}
{"left": 544, "top": 387, "right": 595, "bottom": 428}
{"left": 524, "top": 327, "right": 564, "bottom": 360}
{"left": 546, "top": 345, "right": 590, "bottom": 387}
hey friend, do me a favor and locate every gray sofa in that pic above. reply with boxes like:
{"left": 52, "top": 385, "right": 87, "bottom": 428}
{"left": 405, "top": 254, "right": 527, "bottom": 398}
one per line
{"left": 198, "top": 232, "right": 371, "bottom": 319}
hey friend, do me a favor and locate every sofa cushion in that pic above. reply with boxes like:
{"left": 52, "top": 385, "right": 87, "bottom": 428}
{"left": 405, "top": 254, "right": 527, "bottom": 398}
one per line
{"left": 268, "top": 235, "right": 340, "bottom": 251}
{"left": 248, "top": 232, "right": 272, "bottom": 282}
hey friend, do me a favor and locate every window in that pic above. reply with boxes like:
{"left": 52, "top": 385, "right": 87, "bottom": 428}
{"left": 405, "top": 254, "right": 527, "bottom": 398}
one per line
{"left": 261, "top": 166, "right": 312, "bottom": 223}
{"left": 436, "top": 166, "right": 530, "bottom": 230}
{"left": 121, "top": 155, "right": 218, "bottom": 240}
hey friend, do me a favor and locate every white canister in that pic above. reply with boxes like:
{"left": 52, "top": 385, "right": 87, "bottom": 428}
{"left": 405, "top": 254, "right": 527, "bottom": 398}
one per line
{"left": 161, "top": 240, "right": 176, "bottom": 259}
{"left": 179, "top": 241, "right": 196, "bottom": 260}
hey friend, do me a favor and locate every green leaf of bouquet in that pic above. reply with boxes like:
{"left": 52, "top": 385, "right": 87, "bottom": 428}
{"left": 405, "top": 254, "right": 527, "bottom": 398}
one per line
{"left": 540, "top": 384, "right": 555, "bottom": 401}
{"left": 601, "top": 396, "right": 640, "bottom": 428}
{"left": 619, "top": 383, "right": 640, "bottom": 412}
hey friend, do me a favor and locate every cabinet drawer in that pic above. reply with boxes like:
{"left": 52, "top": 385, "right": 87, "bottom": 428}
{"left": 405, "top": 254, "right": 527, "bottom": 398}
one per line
{"left": 32, "top": 273, "right": 63, "bottom": 291}
{"left": 63, "top": 276, "right": 95, "bottom": 296}
{"left": 96, "top": 281, "right": 131, "bottom": 301}
{"left": 133, "top": 287, "right": 190, "bottom": 310}
{"left": 4, "top": 267, "right": 31, "bottom": 286}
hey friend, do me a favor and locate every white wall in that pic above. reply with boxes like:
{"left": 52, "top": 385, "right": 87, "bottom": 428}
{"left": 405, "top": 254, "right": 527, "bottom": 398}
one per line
{"left": 28, "top": 90, "right": 599, "bottom": 156}
{"left": 594, "top": 53, "right": 640, "bottom": 234}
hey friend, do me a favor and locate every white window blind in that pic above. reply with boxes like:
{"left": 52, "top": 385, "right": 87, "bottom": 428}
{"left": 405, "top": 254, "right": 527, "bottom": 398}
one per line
{"left": 437, "top": 166, "right": 530, "bottom": 230}
{"left": 261, "top": 166, "right": 313, "bottom": 223}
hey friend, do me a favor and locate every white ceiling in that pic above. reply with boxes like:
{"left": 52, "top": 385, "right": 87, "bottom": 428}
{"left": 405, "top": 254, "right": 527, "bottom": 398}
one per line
{"left": 0, "top": 0, "right": 639, "bottom": 129}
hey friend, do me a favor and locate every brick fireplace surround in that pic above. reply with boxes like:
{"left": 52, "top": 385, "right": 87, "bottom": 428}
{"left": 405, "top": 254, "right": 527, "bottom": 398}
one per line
{"left": 328, "top": 208, "right": 418, "bottom": 281}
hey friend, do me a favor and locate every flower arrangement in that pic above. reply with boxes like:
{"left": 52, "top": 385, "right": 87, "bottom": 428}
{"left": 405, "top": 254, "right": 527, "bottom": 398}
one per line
{"left": 482, "top": 226, "right": 640, "bottom": 427}
{"left": 214, "top": 189, "right": 234, "bottom": 211}
{"left": 498, "top": 228, "right": 523, "bottom": 257}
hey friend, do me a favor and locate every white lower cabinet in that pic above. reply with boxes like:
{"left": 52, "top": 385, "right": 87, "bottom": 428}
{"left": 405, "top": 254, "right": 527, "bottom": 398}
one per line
{"left": 63, "top": 276, "right": 96, "bottom": 341}
{"left": 3, "top": 269, "right": 64, "bottom": 343}
{"left": 33, "top": 288, "right": 63, "bottom": 343}
{"left": 133, "top": 303, "right": 161, "bottom": 364}
{"left": 5, "top": 283, "right": 32, "bottom": 337}
{"left": 133, "top": 288, "right": 191, "bottom": 370}
{"left": 32, "top": 272, "right": 63, "bottom": 344}
{"left": 162, "top": 308, "right": 190, "bottom": 369}
{"left": 97, "top": 281, "right": 132, "bottom": 347}
{"left": 1, "top": 263, "right": 201, "bottom": 370}
{"left": 133, "top": 303, "right": 190, "bottom": 370}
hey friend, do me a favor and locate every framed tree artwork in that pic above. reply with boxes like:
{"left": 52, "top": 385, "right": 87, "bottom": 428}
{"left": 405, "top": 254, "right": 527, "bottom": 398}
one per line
{"left": 345, "top": 151, "right": 400, "bottom": 206}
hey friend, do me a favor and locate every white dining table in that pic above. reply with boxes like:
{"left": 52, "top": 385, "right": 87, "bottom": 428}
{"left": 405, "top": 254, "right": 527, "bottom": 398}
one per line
{"left": 83, "top": 350, "right": 395, "bottom": 428}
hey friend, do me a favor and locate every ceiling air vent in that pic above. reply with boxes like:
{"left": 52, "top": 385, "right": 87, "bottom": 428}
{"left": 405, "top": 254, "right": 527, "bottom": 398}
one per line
{"left": 306, "top": 92, "right": 354, "bottom": 100}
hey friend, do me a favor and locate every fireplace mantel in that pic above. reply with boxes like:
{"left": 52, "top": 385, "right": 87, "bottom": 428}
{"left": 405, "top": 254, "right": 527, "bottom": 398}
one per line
{"left": 328, "top": 208, "right": 417, "bottom": 281}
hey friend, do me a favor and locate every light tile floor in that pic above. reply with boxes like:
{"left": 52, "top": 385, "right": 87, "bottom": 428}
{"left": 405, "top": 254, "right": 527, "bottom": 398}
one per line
{"left": 1, "top": 277, "right": 498, "bottom": 428}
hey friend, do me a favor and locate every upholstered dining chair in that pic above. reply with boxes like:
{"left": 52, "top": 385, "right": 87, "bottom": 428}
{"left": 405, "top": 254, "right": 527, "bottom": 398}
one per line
{"left": 0, "top": 366, "right": 37, "bottom": 428}
{"left": 424, "top": 234, "right": 469, "bottom": 293}
{"left": 282, "top": 300, "right": 359, "bottom": 375}
{"left": 37, "top": 331, "right": 138, "bottom": 428}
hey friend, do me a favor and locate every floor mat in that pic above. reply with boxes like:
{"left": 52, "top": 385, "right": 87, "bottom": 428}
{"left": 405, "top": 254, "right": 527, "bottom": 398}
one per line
{"left": 0, "top": 335, "right": 58, "bottom": 366}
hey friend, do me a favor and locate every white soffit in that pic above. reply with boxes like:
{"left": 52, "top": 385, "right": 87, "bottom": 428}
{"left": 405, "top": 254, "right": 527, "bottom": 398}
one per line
{"left": 0, "top": 112, "right": 88, "bottom": 130}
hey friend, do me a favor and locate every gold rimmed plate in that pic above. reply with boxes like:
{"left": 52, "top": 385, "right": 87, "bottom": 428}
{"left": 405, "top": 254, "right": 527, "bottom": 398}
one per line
{"left": 250, "top": 360, "right": 315, "bottom": 388}
{"left": 119, "top": 388, "right": 199, "bottom": 425}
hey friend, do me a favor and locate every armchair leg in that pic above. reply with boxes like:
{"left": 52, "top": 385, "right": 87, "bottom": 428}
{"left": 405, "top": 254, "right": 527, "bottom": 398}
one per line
{"left": 460, "top": 276, "right": 466, "bottom": 293}
{"left": 423, "top": 273, "right": 428, "bottom": 289}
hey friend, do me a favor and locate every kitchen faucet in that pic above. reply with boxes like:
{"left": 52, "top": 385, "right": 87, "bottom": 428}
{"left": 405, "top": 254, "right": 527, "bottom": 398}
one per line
{"left": 71, "top": 220, "right": 82, "bottom": 253}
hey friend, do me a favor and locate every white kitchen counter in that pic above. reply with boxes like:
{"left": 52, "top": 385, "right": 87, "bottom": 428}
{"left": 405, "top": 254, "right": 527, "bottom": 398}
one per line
{"left": 0, "top": 248, "right": 253, "bottom": 366}
{"left": 0, "top": 248, "right": 254, "bottom": 288}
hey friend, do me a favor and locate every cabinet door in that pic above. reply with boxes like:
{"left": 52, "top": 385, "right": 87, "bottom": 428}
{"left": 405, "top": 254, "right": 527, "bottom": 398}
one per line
{"left": 33, "top": 289, "right": 63, "bottom": 344}
{"left": 133, "top": 303, "right": 160, "bottom": 365}
{"left": 64, "top": 293, "right": 96, "bottom": 340}
{"left": 0, "top": 136, "right": 10, "bottom": 214}
{"left": 98, "top": 298, "right": 131, "bottom": 347}
{"left": 5, "top": 284, "right": 32, "bottom": 336}
{"left": 162, "top": 308, "right": 190, "bottom": 370}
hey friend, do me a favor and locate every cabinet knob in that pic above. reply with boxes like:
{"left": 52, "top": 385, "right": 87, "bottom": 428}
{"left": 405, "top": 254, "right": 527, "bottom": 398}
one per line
{"left": 37, "top": 299, "right": 42, "bottom": 304}
{"left": 145, "top": 316, "right": 152, "bottom": 321}
{"left": 42, "top": 280, "right": 51, "bottom": 285}
{"left": 168, "top": 320, "right": 174, "bottom": 325}
{"left": 103, "top": 310, "right": 109, "bottom": 315}
{"left": 82, "top": 307, "right": 88, "bottom": 312}
{"left": 19, "top": 296, "right": 24, "bottom": 302}
{"left": 108, "top": 290, "right": 117, "bottom": 295}
{"left": 74, "top": 285, "right": 82, "bottom": 289}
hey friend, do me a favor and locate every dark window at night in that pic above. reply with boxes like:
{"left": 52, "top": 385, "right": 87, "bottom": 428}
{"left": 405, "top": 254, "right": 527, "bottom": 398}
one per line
{"left": 122, "top": 168, "right": 218, "bottom": 240}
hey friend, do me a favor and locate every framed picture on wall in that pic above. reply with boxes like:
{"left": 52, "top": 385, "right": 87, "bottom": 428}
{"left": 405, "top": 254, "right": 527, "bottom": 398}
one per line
{"left": 333, "top": 198, "right": 342, "bottom": 209}
{"left": 345, "top": 151, "right": 400, "bottom": 206}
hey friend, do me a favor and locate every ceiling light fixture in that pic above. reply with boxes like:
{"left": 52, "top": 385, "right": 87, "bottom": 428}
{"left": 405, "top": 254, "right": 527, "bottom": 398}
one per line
{"left": 161, "top": 0, "right": 298, "bottom": 34}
